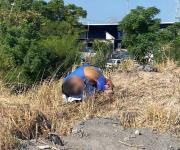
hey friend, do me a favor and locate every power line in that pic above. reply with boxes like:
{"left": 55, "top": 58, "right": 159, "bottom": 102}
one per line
{"left": 176, "top": 0, "right": 180, "bottom": 22}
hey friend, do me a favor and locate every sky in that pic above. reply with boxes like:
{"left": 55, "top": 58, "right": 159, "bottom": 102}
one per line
{"left": 63, "top": 0, "right": 178, "bottom": 24}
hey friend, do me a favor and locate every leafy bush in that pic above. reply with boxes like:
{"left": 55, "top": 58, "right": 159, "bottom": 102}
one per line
{"left": 0, "top": 0, "right": 86, "bottom": 90}
{"left": 91, "top": 40, "right": 112, "bottom": 68}
{"left": 0, "top": 34, "right": 81, "bottom": 90}
{"left": 42, "top": 36, "right": 82, "bottom": 76}
{"left": 151, "top": 23, "right": 180, "bottom": 64}
{"left": 159, "top": 23, "right": 180, "bottom": 64}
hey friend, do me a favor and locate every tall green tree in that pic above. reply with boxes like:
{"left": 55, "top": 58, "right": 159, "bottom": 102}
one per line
{"left": 156, "top": 23, "right": 180, "bottom": 63}
{"left": 119, "top": 6, "right": 160, "bottom": 63}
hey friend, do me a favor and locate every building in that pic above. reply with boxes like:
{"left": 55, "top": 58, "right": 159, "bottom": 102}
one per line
{"left": 79, "top": 22, "right": 175, "bottom": 52}
{"left": 79, "top": 23, "right": 122, "bottom": 51}
{"left": 160, "top": 22, "right": 175, "bottom": 29}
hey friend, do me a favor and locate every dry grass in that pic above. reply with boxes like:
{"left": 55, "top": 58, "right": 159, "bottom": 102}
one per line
{"left": 118, "top": 59, "right": 137, "bottom": 72}
{"left": 154, "top": 59, "right": 178, "bottom": 72}
{"left": 0, "top": 61, "right": 180, "bottom": 149}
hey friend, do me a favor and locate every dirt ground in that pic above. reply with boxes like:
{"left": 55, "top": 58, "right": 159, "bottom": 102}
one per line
{"left": 21, "top": 118, "right": 180, "bottom": 150}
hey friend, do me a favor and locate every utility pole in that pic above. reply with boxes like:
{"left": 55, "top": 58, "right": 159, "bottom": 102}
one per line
{"left": 176, "top": 0, "right": 180, "bottom": 22}
{"left": 126, "top": 0, "right": 130, "bottom": 14}
{"left": 9, "top": 1, "right": 15, "bottom": 18}
{"left": 87, "top": 22, "right": 89, "bottom": 40}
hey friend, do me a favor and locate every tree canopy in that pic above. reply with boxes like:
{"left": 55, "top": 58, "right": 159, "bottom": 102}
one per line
{"left": 0, "top": 0, "right": 87, "bottom": 90}
{"left": 119, "top": 6, "right": 161, "bottom": 62}
{"left": 119, "top": 6, "right": 180, "bottom": 64}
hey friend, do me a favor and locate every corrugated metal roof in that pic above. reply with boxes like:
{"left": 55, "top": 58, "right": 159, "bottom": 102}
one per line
{"left": 83, "top": 23, "right": 118, "bottom": 26}
{"left": 83, "top": 22, "right": 175, "bottom": 26}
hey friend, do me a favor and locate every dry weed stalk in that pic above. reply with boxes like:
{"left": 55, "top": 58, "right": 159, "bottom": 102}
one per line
{"left": 0, "top": 61, "right": 179, "bottom": 149}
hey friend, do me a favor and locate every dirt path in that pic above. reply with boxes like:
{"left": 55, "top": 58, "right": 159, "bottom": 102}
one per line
{"left": 22, "top": 118, "right": 180, "bottom": 150}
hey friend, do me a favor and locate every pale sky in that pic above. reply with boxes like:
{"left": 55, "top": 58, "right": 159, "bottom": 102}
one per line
{"left": 64, "top": 0, "right": 178, "bottom": 23}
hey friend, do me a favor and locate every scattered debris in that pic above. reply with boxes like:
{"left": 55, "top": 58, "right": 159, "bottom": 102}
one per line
{"left": 37, "top": 145, "right": 51, "bottom": 150}
{"left": 37, "top": 145, "right": 59, "bottom": 150}
{"left": 47, "top": 133, "right": 64, "bottom": 146}
{"left": 169, "top": 145, "right": 175, "bottom": 150}
{"left": 135, "top": 130, "right": 141, "bottom": 135}
{"left": 118, "top": 140, "right": 144, "bottom": 148}
{"left": 152, "top": 128, "right": 158, "bottom": 134}
{"left": 137, "top": 64, "right": 157, "bottom": 72}
{"left": 130, "top": 134, "right": 136, "bottom": 138}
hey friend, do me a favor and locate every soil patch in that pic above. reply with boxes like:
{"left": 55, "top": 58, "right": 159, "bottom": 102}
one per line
{"left": 21, "top": 118, "right": 180, "bottom": 150}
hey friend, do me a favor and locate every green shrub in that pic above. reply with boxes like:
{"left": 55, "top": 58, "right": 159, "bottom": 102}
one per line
{"left": 91, "top": 40, "right": 112, "bottom": 68}
{"left": 0, "top": 0, "right": 86, "bottom": 90}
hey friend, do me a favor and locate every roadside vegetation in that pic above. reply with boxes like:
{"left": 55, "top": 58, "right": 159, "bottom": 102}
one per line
{"left": 91, "top": 40, "right": 112, "bottom": 68}
{"left": 119, "top": 6, "right": 180, "bottom": 64}
{"left": 0, "top": 60, "right": 179, "bottom": 149}
{"left": 0, "top": 1, "right": 179, "bottom": 149}
{"left": 0, "top": 0, "right": 86, "bottom": 91}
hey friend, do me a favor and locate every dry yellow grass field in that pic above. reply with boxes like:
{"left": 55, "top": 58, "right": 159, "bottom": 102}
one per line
{"left": 0, "top": 60, "right": 179, "bottom": 149}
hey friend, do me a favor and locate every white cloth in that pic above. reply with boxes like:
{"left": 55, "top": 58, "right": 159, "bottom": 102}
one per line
{"left": 62, "top": 94, "right": 82, "bottom": 103}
